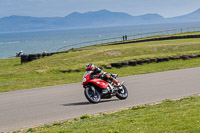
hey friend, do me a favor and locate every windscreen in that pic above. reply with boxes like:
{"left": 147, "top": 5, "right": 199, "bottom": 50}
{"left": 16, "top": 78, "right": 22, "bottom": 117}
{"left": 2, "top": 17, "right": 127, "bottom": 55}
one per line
{"left": 83, "top": 71, "right": 92, "bottom": 78}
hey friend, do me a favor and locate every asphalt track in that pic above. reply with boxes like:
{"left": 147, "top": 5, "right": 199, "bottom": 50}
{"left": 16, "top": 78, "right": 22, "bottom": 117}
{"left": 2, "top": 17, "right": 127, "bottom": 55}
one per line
{"left": 0, "top": 67, "right": 200, "bottom": 132}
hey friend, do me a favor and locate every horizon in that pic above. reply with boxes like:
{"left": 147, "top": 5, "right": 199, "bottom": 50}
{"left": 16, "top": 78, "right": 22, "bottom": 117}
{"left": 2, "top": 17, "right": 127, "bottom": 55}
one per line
{"left": 1, "top": 0, "right": 200, "bottom": 18}
{"left": 1, "top": 8, "right": 200, "bottom": 19}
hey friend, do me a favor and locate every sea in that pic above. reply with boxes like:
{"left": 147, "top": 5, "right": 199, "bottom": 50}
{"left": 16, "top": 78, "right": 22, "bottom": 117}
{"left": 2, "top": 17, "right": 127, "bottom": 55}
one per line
{"left": 1, "top": 22, "right": 200, "bottom": 59}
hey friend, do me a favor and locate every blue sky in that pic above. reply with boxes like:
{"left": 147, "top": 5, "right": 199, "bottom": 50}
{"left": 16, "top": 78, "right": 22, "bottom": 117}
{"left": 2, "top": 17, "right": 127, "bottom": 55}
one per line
{"left": 0, "top": 0, "right": 200, "bottom": 18}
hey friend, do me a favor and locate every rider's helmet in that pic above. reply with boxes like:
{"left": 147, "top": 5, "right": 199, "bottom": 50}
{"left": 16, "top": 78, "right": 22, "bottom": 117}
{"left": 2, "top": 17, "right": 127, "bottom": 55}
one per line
{"left": 85, "top": 63, "right": 95, "bottom": 71}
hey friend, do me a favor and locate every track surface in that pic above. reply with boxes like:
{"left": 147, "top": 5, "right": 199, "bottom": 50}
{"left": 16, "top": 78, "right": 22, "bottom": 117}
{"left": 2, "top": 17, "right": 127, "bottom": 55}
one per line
{"left": 0, "top": 67, "right": 200, "bottom": 132}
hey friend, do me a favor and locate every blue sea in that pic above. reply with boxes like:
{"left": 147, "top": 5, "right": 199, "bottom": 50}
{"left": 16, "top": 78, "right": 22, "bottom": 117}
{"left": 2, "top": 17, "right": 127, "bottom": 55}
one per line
{"left": 1, "top": 22, "right": 200, "bottom": 59}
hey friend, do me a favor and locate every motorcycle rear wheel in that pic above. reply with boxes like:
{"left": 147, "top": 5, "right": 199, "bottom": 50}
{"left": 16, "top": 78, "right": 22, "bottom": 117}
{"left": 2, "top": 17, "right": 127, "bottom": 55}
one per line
{"left": 116, "top": 84, "right": 128, "bottom": 100}
{"left": 84, "top": 86, "right": 101, "bottom": 103}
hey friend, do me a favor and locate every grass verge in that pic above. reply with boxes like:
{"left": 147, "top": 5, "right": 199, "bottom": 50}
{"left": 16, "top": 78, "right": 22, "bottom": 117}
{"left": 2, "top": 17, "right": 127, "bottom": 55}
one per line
{"left": 0, "top": 58, "right": 200, "bottom": 93}
{"left": 15, "top": 95, "right": 200, "bottom": 133}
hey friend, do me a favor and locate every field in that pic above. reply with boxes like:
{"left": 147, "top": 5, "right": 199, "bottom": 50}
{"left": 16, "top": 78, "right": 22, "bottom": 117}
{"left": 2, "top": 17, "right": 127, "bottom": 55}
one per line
{"left": 1, "top": 32, "right": 200, "bottom": 133}
{"left": 16, "top": 95, "right": 200, "bottom": 133}
{"left": 1, "top": 33, "right": 200, "bottom": 92}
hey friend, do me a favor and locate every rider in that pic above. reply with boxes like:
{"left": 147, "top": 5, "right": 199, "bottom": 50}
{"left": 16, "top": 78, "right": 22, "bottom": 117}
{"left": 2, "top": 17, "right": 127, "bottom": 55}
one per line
{"left": 85, "top": 63, "right": 119, "bottom": 93}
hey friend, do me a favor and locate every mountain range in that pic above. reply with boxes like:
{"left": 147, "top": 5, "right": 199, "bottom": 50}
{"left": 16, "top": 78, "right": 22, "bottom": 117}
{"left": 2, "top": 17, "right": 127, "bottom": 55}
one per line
{"left": 0, "top": 9, "right": 200, "bottom": 33}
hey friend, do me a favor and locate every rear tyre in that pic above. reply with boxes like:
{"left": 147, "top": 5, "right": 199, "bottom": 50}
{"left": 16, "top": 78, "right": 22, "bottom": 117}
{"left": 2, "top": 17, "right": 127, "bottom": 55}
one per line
{"left": 84, "top": 86, "right": 101, "bottom": 103}
{"left": 116, "top": 84, "right": 128, "bottom": 100}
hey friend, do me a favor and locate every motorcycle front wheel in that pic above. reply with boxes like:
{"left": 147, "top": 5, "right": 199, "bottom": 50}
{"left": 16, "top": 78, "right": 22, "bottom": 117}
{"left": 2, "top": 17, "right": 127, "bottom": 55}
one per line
{"left": 116, "top": 84, "right": 128, "bottom": 100}
{"left": 84, "top": 86, "right": 101, "bottom": 103}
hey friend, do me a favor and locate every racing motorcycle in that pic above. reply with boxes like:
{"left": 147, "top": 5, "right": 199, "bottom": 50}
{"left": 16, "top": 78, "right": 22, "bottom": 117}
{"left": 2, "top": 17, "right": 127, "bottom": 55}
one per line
{"left": 82, "top": 71, "right": 128, "bottom": 103}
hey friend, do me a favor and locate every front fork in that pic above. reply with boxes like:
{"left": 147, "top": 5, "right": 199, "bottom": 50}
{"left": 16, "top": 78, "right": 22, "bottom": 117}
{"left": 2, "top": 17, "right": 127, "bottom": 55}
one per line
{"left": 85, "top": 85, "right": 96, "bottom": 95}
{"left": 89, "top": 86, "right": 98, "bottom": 96}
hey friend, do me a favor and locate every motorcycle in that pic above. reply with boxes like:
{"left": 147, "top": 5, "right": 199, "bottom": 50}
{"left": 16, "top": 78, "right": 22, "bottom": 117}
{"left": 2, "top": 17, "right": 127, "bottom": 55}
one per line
{"left": 82, "top": 71, "right": 128, "bottom": 103}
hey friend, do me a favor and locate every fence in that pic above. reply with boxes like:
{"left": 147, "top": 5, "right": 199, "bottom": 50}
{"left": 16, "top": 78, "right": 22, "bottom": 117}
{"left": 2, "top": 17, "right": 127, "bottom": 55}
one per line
{"left": 57, "top": 27, "right": 200, "bottom": 52}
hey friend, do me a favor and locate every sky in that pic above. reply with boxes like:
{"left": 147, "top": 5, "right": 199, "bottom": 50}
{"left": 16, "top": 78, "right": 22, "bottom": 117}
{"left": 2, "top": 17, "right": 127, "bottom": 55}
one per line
{"left": 0, "top": 0, "right": 200, "bottom": 18}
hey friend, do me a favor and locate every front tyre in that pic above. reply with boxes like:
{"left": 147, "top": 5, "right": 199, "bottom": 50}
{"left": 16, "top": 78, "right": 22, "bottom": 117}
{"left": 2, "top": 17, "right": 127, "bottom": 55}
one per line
{"left": 116, "top": 84, "right": 128, "bottom": 100}
{"left": 84, "top": 86, "right": 101, "bottom": 103}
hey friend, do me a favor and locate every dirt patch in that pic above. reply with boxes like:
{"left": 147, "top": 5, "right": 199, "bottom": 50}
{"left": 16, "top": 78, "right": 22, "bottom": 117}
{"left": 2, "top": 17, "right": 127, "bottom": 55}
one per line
{"left": 35, "top": 69, "right": 49, "bottom": 73}
{"left": 103, "top": 51, "right": 121, "bottom": 56}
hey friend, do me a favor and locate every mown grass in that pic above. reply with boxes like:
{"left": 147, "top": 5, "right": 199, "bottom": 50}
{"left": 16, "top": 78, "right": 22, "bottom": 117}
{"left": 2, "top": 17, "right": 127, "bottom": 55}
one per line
{"left": 16, "top": 95, "right": 200, "bottom": 133}
{"left": 1, "top": 36, "right": 200, "bottom": 92}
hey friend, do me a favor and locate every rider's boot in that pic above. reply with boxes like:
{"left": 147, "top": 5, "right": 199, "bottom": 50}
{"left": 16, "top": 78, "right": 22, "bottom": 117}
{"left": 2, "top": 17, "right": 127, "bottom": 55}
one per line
{"left": 112, "top": 79, "right": 119, "bottom": 87}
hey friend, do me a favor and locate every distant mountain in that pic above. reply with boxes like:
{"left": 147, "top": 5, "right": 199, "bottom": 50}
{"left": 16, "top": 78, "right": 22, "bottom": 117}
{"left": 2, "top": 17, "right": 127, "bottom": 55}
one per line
{"left": 0, "top": 15, "right": 64, "bottom": 32}
{"left": 64, "top": 10, "right": 136, "bottom": 27}
{"left": 167, "top": 8, "right": 200, "bottom": 22}
{"left": 0, "top": 9, "right": 200, "bottom": 33}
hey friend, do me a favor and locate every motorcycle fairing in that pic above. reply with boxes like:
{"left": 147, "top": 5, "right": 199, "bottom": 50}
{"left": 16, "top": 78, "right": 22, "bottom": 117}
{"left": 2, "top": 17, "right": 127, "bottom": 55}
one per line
{"left": 87, "top": 78, "right": 109, "bottom": 88}
{"left": 82, "top": 71, "right": 109, "bottom": 88}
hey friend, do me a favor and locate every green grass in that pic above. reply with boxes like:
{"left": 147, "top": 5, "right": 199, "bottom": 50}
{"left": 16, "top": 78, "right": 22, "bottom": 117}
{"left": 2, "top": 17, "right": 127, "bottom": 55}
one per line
{"left": 1, "top": 35, "right": 200, "bottom": 92}
{"left": 16, "top": 95, "right": 200, "bottom": 133}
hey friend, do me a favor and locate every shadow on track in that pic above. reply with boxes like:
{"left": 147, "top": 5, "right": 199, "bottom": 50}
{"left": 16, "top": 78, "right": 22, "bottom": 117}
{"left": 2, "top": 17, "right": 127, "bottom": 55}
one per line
{"left": 61, "top": 99, "right": 119, "bottom": 106}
